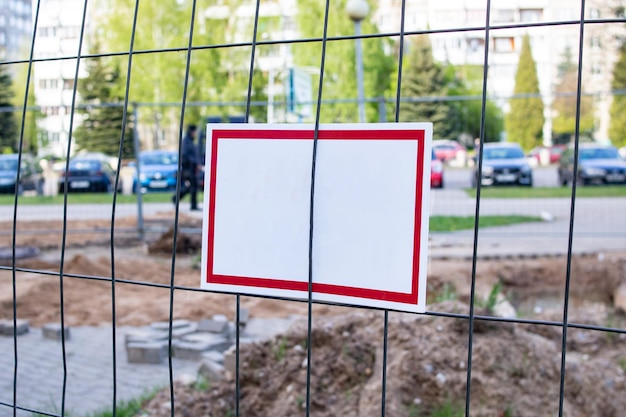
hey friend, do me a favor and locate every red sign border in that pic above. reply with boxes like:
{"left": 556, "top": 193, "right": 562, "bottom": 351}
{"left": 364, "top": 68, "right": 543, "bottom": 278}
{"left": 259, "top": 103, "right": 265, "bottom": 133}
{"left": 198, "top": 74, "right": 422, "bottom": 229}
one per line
{"left": 206, "top": 128, "right": 426, "bottom": 305}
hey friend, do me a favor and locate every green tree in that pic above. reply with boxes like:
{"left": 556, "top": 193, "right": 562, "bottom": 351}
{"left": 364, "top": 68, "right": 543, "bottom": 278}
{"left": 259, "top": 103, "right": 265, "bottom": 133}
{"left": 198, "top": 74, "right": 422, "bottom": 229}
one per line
{"left": 552, "top": 46, "right": 594, "bottom": 143}
{"left": 506, "top": 34, "right": 544, "bottom": 150}
{"left": 0, "top": 65, "right": 18, "bottom": 153}
{"left": 12, "top": 68, "right": 43, "bottom": 155}
{"left": 609, "top": 41, "right": 626, "bottom": 148}
{"left": 398, "top": 36, "right": 453, "bottom": 138}
{"left": 446, "top": 65, "right": 503, "bottom": 143}
{"left": 73, "top": 46, "right": 135, "bottom": 158}
{"left": 294, "top": 0, "right": 394, "bottom": 122}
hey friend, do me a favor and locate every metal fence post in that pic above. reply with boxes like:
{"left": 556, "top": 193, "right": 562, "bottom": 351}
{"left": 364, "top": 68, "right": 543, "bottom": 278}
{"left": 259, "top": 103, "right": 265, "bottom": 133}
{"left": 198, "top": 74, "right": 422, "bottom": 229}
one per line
{"left": 377, "top": 97, "right": 387, "bottom": 122}
{"left": 133, "top": 104, "right": 144, "bottom": 241}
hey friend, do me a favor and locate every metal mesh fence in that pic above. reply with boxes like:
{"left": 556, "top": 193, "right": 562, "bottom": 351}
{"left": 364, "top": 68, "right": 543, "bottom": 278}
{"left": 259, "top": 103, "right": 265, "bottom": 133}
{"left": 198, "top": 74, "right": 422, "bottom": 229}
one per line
{"left": 1, "top": 0, "right": 626, "bottom": 416}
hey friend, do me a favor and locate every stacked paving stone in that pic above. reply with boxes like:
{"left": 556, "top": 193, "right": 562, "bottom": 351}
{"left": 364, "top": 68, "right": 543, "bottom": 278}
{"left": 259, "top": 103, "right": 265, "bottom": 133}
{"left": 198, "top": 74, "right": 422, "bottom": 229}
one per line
{"left": 124, "top": 311, "right": 252, "bottom": 367}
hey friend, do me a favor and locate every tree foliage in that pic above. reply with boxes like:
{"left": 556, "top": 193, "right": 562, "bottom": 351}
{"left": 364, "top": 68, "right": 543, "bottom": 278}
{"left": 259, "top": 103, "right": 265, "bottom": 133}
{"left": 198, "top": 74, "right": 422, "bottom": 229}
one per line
{"left": 552, "top": 46, "right": 594, "bottom": 143}
{"left": 506, "top": 34, "right": 544, "bottom": 150}
{"left": 11, "top": 68, "right": 43, "bottom": 155}
{"left": 73, "top": 44, "right": 135, "bottom": 158}
{"left": 609, "top": 40, "right": 626, "bottom": 148}
{"left": 294, "top": 0, "right": 394, "bottom": 122}
{"left": 398, "top": 36, "right": 454, "bottom": 138}
{"left": 0, "top": 65, "right": 18, "bottom": 153}
{"left": 446, "top": 65, "right": 503, "bottom": 143}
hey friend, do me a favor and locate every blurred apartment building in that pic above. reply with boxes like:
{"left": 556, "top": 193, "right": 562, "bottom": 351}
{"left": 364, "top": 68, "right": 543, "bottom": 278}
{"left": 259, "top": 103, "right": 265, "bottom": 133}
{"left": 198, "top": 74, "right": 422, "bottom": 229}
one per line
{"left": 374, "top": 0, "right": 626, "bottom": 144}
{"left": 17, "top": 0, "right": 626, "bottom": 156}
{"left": 31, "top": 0, "right": 91, "bottom": 157}
{"left": 0, "top": 0, "right": 32, "bottom": 61}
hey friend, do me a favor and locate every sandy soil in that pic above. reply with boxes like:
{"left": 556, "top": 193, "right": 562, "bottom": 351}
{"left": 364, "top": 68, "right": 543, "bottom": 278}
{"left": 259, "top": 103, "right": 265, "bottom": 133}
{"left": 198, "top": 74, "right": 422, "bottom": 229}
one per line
{"left": 1, "top": 219, "right": 625, "bottom": 416}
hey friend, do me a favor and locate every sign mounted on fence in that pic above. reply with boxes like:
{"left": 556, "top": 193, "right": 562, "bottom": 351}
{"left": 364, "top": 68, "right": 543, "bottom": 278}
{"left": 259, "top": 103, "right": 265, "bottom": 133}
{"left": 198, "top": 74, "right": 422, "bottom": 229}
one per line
{"left": 201, "top": 123, "right": 433, "bottom": 313}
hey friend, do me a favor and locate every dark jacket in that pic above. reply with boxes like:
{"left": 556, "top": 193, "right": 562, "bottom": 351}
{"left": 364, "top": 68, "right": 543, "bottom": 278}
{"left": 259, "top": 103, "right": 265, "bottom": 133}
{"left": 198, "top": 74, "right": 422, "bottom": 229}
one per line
{"left": 182, "top": 134, "right": 199, "bottom": 171}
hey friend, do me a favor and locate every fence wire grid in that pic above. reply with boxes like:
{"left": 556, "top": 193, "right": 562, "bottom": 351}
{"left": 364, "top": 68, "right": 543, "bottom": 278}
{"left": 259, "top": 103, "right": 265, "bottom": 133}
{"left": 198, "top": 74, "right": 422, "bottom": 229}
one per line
{"left": 2, "top": 0, "right": 626, "bottom": 416}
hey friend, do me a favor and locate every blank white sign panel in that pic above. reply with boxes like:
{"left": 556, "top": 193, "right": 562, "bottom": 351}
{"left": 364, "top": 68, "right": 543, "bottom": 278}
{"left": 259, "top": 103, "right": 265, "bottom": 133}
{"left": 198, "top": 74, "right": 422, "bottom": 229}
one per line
{"left": 201, "top": 123, "right": 432, "bottom": 313}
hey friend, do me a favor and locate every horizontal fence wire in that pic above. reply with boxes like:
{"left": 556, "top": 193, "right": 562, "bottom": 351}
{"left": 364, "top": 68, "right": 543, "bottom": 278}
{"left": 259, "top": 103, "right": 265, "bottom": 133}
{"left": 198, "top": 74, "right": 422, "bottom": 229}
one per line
{"left": 2, "top": 0, "right": 626, "bottom": 416}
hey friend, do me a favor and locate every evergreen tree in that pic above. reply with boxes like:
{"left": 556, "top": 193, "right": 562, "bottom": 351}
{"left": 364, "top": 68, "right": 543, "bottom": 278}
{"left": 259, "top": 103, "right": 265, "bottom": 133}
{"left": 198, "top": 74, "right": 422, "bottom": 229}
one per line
{"left": 506, "top": 34, "right": 544, "bottom": 150}
{"left": 0, "top": 65, "right": 18, "bottom": 153}
{"left": 609, "top": 40, "right": 626, "bottom": 148}
{"left": 399, "top": 36, "right": 453, "bottom": 138}
{"left": 73, "top": 48, "right": 134, "bottom": 158}
{"left": 552, "top": 46, "right": 594, "bottom": 143}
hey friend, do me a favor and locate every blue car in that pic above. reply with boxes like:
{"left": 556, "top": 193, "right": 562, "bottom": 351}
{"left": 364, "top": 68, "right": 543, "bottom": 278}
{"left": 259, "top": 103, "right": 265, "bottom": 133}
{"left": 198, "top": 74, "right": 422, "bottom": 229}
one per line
{"left": 135, "top": 150, "right": 179, "bottom": 193}
{"left": 59, "top": 156, "right": 116, "bottom": 193}
{"left": 0, "top": 154, "right": 43, "bottom": 195}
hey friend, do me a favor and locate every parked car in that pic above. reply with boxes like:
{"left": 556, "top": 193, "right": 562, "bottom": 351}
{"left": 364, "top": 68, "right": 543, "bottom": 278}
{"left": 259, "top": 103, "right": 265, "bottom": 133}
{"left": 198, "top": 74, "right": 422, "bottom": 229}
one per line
{"left": 432, "top": 139, "right": 465, "bottom": 163}
{"left": 527, "top": 144, "right": 566, "bottom": 166}
{"left": 558, "top": 144, "right": 626, "bottom": 185}
{"left": 0, "top": 153, "right": 43, "bottom": 195}
{"left": 134, "top": 150, "right": 179, "bottom": 193}
{"left": 59, "top": 155, "right": 116, "bottom": 193}
{"left": 473, "top": 142, "right": 533, "bottom": 186}
{"left": 430, "top": 149, "right": 444, "bottom": 188}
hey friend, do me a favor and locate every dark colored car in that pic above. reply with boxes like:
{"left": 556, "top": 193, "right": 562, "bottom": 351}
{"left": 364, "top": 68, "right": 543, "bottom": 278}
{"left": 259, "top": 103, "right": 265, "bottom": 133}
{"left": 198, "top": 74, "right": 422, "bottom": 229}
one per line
{"left": 59, "top": 156, "right": 116, "bottom": 193}
{"left": 134, "top": 150, "right": 179, "bottom": 193}
{"left": 430, "top": 149, "right": 443, "bottom": 188}
{"left": 473, "top": 142, "right": 533, "bottom": 187}
{"left": 0, "top": 154, "right": 43, "bottom": 195}
{"left": 558, "top": 144, "right": 626, "bottom": 186}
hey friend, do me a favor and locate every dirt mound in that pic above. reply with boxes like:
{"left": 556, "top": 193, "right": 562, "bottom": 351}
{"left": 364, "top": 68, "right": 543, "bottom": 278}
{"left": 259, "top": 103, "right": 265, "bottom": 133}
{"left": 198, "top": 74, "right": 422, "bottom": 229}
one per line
{"left": 148, "top": 227, "right": 202, "bottom": 255}
{"left": 142, "top": 306, "right": 626, "bottom": 417}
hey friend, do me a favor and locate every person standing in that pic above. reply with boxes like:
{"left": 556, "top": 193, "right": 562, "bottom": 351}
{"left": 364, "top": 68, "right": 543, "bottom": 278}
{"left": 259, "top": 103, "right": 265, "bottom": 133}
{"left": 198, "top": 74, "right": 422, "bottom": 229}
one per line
{"left": 173, "top": 125, "right": 200, "bottom": 210}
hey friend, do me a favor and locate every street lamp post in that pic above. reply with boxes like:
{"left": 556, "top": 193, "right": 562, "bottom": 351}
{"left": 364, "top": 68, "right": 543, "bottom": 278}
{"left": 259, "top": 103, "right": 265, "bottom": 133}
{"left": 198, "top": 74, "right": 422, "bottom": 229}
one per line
{"left": 346, "top": 0, "right": 369, "bottom": 123}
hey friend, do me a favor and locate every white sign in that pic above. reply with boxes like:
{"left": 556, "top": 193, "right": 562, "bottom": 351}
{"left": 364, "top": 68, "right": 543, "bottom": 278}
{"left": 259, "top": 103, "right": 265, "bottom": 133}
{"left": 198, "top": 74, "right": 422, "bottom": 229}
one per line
{"left": 201, "top": 123, "right": 433, "bottom": 313}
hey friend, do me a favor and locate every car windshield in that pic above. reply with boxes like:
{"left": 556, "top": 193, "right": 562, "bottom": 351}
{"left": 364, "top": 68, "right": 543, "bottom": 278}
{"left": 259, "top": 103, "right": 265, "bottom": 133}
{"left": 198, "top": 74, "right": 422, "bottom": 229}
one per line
{"left": 0, "top": 159, "right": 18, "bottom": 171}
{"left": 579, "top": 147, "right": 619, "bottom": 160}
{"left": 69, "top": 160, "right": 100, "bottom": 170}
{"left": 483, "top": 147, "right": 524, "bottom": 160}
{"left": 140, "top": 153, "right": 178, "bottom": 165}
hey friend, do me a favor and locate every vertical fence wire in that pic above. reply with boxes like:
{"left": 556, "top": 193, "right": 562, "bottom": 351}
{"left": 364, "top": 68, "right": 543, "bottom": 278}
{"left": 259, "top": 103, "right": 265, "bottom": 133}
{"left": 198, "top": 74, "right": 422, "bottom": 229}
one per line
{"left": 237, "top": 1, "right": 262, "bottom": 414}
{"left": 464, "top": 1, "right": 492, "bottom": 415}
{"left": 57, "top": 1, "right": 91, "bottom": 415}
{"left": 558, "top": 1, "right": 587, "bottom": 415}
{"left": 167, "top": 1, "right": 198, "bottom": 415}
{"left": 382, "top": 0, "right": 409, "bottom": 414}
{"left": 305, "top": 0, "right": 332, "bottom": 415}
{"left": 10, "top": 1, "right": 41, "bottom": 415}
{"left": 108, "top": 0, "right": 142, "bottom": 415}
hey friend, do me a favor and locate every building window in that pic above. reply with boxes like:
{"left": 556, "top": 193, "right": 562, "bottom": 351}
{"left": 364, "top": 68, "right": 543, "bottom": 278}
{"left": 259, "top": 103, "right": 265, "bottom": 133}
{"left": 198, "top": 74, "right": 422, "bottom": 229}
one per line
{"left": 520, "top": 9, "right": 542, "bottom": 22}
{"left": 466, "top": 37, "right": 485, "bottom": 53}
{"left": 493, "top": 37, "right": 515, "bottom": 52}
{"left": 589, "top": 9, "right": 601, "bottom": 19}
{"left": 63, "top": 79, "right": 75, "bottom": 90}
{"left": 493, "top": 9, "right": 515, "bottom": 23}
{"left": 590, "top": 37, "right": 601, "bottom": 49}
{"left": 591, "top": 64, "right": 602, "bottom": 75}
{"left": 39, "top": 79, "right": 60, "bottom": 89}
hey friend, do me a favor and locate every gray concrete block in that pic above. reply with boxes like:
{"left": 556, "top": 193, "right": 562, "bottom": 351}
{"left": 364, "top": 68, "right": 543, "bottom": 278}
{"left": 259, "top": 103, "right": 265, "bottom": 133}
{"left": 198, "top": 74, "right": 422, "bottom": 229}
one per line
{"left": 202, "top": 350, "right": 225, "bottom": 365}
{"left": 171, "top": 323, "right": 198, "bottom": 339}
{"left": 125, "top": 329, "right": 169, "bottom": 345}
{"left": 238, "top": 308, "right": 250, "bottom": 326}
{"left": 198, "top": 358, "right": 224, "bottom": 381}
{"left": 150, "top": 319, "right": 191, "bottom": 331}
{"left": 42, "top": 323, "right": 71, "bottom": 341}
{"left": 173, "top": 336, "right": 230, "bottom": 361}
{"left": 223, "top": 345, "right": 237, "bottom": 375}
{"left": 0, "top": 319, "right": 29, "bottom": 336}
{"left": 126, "top": 341, "right": 168, "bottom": 364}
{"left": 197, "top": 315, "right": 228, "bottom": 333}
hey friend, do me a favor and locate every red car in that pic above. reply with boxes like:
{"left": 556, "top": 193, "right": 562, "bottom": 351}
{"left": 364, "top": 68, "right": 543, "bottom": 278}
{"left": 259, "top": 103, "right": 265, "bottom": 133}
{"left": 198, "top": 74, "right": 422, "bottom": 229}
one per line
{"left": 430, "top": 150, "right": 443, "bottom": 188}
{"left": 433, "top": 139, "right": 465, "bottom": 162}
